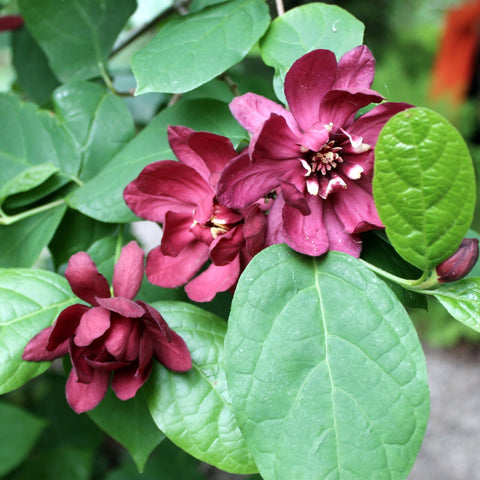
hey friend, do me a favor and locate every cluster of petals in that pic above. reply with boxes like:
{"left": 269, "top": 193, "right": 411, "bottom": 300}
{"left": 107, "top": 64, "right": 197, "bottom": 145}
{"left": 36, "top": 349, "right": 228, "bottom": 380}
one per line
{"left": 22, "top": 241, "right": 192, "bottom": 414}
{"left": 217, "top": 45, "right": 412, "bottom": 257}
{"left": 124, "top": 126, "right": 267, "bottom": 302}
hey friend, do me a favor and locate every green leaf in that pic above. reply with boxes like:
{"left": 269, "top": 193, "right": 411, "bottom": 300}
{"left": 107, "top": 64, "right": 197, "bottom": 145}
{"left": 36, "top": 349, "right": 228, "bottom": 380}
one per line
{"left": 225, "top": 244, "right": 429, "bottom": 480}
{"left": 11, "top": 27, "right": 60, "bottom": 105}
{"left": 53, "top": 82, "right": 135, "bottom": 181}
{"left": 0, "top": 269, "right": 75, "bottom": 394}
{"left": 374, "top": 107, "right": 476, "bottom": 271}
{"left": 0, "top": 402, "right": 46, "bottom": 476}
{"left": 260, "top": 3, "right": 364, "bottom": 101}
{"left": 18, "top": 0, "right": 136, "bottom": 82}
{"left": 431, "top": 278, "right": 480, "bottom": 332}
{"left": 132, "top": 0, "right": 270, "bottom": 94}
{"left": 88, "top": 391, "right": 164, "bottom": 472}
{"left": 68, "top": 98, "right": 247, "bottom": 223}
{"left": 145, "top": 301, "right": 257, "bottom": 474}
{"left": 0, "top": 93, "right": 80, "bottom": 205}
{"left": 0, "top": 203, "right": 67, "bottom": 268}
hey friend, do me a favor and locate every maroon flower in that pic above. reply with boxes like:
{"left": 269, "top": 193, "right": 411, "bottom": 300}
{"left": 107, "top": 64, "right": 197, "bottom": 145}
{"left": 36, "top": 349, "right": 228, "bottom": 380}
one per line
{"left": 123, "top": 126, "right": 267, "bottom": 302}
{"left": 217, "top": 46, "right": 411, "bottom": 257}
{"left": 22, "top": 241, "right": 191, "bottom": 414}
{"left": 436, "top": 238, "right": 479, "bottom": 283}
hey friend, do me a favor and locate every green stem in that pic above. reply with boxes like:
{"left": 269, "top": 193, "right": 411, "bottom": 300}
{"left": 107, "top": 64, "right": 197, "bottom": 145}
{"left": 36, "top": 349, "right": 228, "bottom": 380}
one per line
{"left": 0, "top": 199, "right": 65, "bottom": 225}
{"left": 359, "top": 259, "right": 428, "bottom": 289}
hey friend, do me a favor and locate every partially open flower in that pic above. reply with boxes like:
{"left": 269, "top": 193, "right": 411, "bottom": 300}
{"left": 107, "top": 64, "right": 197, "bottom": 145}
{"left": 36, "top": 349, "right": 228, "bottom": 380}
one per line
{"left": 22, "top": 241, "right": 192, "bottom": 414}
{"left": 436, "top": 238, "right": 479, "bottom": 283}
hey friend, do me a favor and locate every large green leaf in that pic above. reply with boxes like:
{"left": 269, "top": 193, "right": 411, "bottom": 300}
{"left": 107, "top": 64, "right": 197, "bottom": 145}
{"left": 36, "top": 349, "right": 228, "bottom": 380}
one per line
{"left": 18, "top": 0, "right": 136, "bottom": 82}
{"left": 0, "top": 269, "right": 75, "bottom": 394}
{"left": 145, "top": 302, "right": 257, "bottom": 474}
{"left": 67, "top": 99, "right": 247, "bottom": 223}
{"left": 0, "top": 402, "right": 46, "bottom": 476}
{"left": 53, "top": 82, "right": 135, "bottom": 181}
{"left": 225, "top": 245, "right": 429, "bottom": 480}
{"left": 0, "top": 203, "right": 67, "bottom": 268}
{"left": 132, "top": 0, "right": 270, "bottom": 94}
{"left": 260, "top": 3, "right": 364, "bottom": 101}
{"left": 88, "top": 391, "right": 164, "bottom": 472}
{"left": 431, "top": 278, "right": 480, "bottom": 332}
{"left": 374, "top": 107, "right": 475, "bottom": 271}
{"left": 0, "top": 93, "right": 80, "bottom": 206}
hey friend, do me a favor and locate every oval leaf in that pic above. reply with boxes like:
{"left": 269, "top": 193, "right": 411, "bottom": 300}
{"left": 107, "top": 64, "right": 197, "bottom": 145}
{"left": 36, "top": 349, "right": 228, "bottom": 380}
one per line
{"left": 225, "top": 244, "right": 429, "bottom": 480}
{"left": 373, "top": 107, "right": 475, "bottom": 271}
{"left": 132, "top": 0, "right": 270, "bottom": 94}
{"left": 144, "top": 301, "right": 257, "bottom": 474}
{"left": 0, "top": 269, "right": 75, "bottom": 394}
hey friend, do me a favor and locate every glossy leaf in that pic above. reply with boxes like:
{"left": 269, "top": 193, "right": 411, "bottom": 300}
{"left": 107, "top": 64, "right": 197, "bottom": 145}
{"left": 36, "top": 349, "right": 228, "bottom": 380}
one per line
{"left": 260, "top": 3, "right": 364, "bottom": 101}
{"left": 53, "top": 82, "right": 135, "bottom": 181}
{"left": 432, "top": 278, "right": 480, "bottom": 332}
{"left": 67, "top": 99, "right": 247, "bottom": 223}
{"left": 0, "top": 268, "right": 75, "bottom": 394}
{"left": 88, "top": 391, "right": 164, "bottom": 472}
{"left": 0, "top": 203, "right": 67, "bottom": 268}
{"left": 132, "top": 0, "right": 270, "bottom": 94}
{"left": 374, "top": 107, "right": 475, "bottom": 271}
{"left": 145, "top": 301, "right": 257, "bottom": 474}
{"left": 0, "top": 402, "right": 46, "bottom": 476}
{"left": 225, "top": 244, "right": 429, "bottom": 480}
{"left": 18, "top": 0, "right": 136, "bottom": 82}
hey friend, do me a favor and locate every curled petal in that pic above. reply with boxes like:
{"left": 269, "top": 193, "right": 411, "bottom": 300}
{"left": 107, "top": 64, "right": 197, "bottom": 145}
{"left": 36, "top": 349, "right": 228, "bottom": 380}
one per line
{"left": 242, "top": 203, "right": 267, "bottom": 257}
{"left": 113, "top": 241, "right": 145, "bottom": 299}
{"left": 161, "top": 211, "right": 197, "bottom": 257}
{"left": 185, "top": 257, "right": 240, "bottom": 302}
{"left": 210, "top": 225, "right": 245, "bottom": 266}
{"left": 334, "top": 45, "right": 377, "bottom": 92}
{"left": 280, "top": 180, "right": 311, "bottom": 215}
{"left": 96, "top": 297, "right": 145, "bottom": 318}
{"left": 104, "top": 317, "right": 138, "bottom": 360}
{"left": 66, "top": 368, "right": 110, "bottom": 413}
{"left": 65, "top": 253, "right": 110, "bottom": 305}
{"left": 150, "top": 327, "right": 192, "bottom": 372}
{"left": 22, "top": 327, "right": 68, "bottom": 362}
{"left": 111, "top": 363, "right": 152, "bottom": 401}
{"left": 47, "top": 304, "right": 89, "bottom": 350}
{"left": 74, "top": 306, "right": 111, "bottom": 347}
{"left": 146, "top": 241, "right": 209, "bottom": 288}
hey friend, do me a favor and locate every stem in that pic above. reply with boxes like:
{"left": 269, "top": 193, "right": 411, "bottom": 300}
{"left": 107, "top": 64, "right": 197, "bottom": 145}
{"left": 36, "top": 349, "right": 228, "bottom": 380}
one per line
{"left": 359, "top": 259, "right": 427, "bottom": 289}
{"left": 219, "top": 73, "right": 240, "bottom": 96}
{"left": 0, "top": 199, "right": 65, "bottom": 225}
{"left": 275, "top": 0, "right": 285, "bottom": 16}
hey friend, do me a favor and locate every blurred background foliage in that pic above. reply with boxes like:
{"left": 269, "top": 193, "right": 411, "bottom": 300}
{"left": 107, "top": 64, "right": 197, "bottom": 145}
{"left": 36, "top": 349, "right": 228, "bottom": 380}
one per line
{"left": 0, "top": 0, "right": 479, "bottom": 479}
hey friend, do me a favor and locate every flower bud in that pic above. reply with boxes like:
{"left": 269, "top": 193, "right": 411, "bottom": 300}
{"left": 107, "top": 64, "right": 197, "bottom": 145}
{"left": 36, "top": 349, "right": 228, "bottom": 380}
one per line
{"left": 436, "top": 238, "right": 479, "bottom": 283}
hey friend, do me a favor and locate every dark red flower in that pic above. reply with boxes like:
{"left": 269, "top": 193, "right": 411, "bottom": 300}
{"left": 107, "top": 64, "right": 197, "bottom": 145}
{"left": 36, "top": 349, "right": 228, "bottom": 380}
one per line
{"left": 436, "top": 238, "right": 479, "bottom": 283}
{"left": 22, "top": 241, "right": 191, "bottom": 414}
{"left": 123, "top": 126, "right": 267, "bottom": 302}
{"left": 217, "top": 46, "right": 411, "bottom": 257}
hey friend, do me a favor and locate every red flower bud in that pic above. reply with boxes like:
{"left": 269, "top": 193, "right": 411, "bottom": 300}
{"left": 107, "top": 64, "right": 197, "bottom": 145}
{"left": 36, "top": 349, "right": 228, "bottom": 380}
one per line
{"left": 436, "top": 238, "right": 479, "bottom": 283}
{"left": 0, "top": 15, "right": 24, "bottom": 32}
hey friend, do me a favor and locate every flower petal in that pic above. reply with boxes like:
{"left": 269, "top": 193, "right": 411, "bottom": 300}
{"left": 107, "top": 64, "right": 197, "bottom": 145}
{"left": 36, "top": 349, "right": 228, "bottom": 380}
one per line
{"left": 209, "top": 225, "right": 245, "bottom": 266}
{"left": 185, "top": 256, "right": 240, "bottom": 302}
{"left": 47, "top": 304, "right": 89, "bottom": 350}
{"left": 280, "top": 180, "right": 311, "bottom": 215}
{"left": 160, "top": 211, "right": 196, "bottom": 257}
{"left": 146, "top": 242, "right": 209, "bottom": 288}
{"left": 112, "top": 241, "right": 145, "bottom": 299}
{"left": 96, "top": 297, "right": 145, "bottom": 318}
{"left": 65, "top": 253, "right": 110, "bottom": 305}
{"left": 74, "top": 306, "right": 111, "bottom": 347}
{"left": 111, "top": 363, "right": 152, "bottom": 401}
{"left": 242, "top": 203, "right": 267, "bottom": 258}
{"left": 284, "top": 49, "right": 337, "bottom": 131}
{"left": 150, "top": 327, "right": 192, "bottom": 372}
{"left": 22, "top": 327, "right": 68, "bottom": 361}
{"left": 104, "top": 317, "right": 137, "bottom": 359}
{"left": 66, "top": 368, "right": 110, "bottom": 413}
{"left": 334, "top": 45, "right": 376, "bottom": 92}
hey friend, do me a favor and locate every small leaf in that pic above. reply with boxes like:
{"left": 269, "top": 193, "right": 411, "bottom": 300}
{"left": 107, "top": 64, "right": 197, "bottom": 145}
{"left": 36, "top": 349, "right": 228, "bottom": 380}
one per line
{"left": 132, "top": 0, "right": 270, "bottom": 94}
{"left": 0, "top": 269, "right": 75, "bottom": 394}
{"left": 18, "top": 0, "right": 136, "bottom": 82}
{"left": 145, "top": 301, "right": 257, "bottom": 474}
{"left": 225, "top": 244, "right": 429, "bottom": 480}
{"left": 88, "top": 391, "right": 164, "bottom": 472}
{"left": 68, "top": 99, "right": 247, "bottom": 223}
{"left": 53, "top": 82, "right": 135, "bottom": 181}
{"left": 0, "top": 402, "right": 46, "bottom": 476}
{"left": 432, "top": 278, "right": 480, "bottom": 332}
{"left": 374, "top": 107, "right": 475, "bottom": 271}
{"left": 260, "top": 3, "right": 364, "bottom": 101}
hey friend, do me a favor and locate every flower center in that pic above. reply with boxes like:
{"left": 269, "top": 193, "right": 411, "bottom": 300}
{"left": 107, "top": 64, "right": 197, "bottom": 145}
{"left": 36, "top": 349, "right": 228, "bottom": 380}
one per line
{"left": 306, "top": 141, "right": 344, "bottom": 176}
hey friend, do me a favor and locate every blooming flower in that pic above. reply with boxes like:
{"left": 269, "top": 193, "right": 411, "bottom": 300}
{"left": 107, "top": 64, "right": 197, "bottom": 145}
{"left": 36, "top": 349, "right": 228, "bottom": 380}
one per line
{"left": 22, "top": 241, "right": 192, "bottom": 414}
{"left": 123, "top": 126, "right": 267, "bottom": 302}
{"left": 217, "top": 45, "right": 411, "bottom": 257}
{"left": 436, "top": 238, "right": 479, "bottom": 283}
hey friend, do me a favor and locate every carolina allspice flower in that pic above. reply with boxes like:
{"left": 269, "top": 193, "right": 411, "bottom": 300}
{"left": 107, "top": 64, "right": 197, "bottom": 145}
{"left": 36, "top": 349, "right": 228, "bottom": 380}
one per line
{"left": 436, "top": 238, "right": 479, "bottom": 283}
{"left": 22, "top": 241, "right": 192, "bottom": 414}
